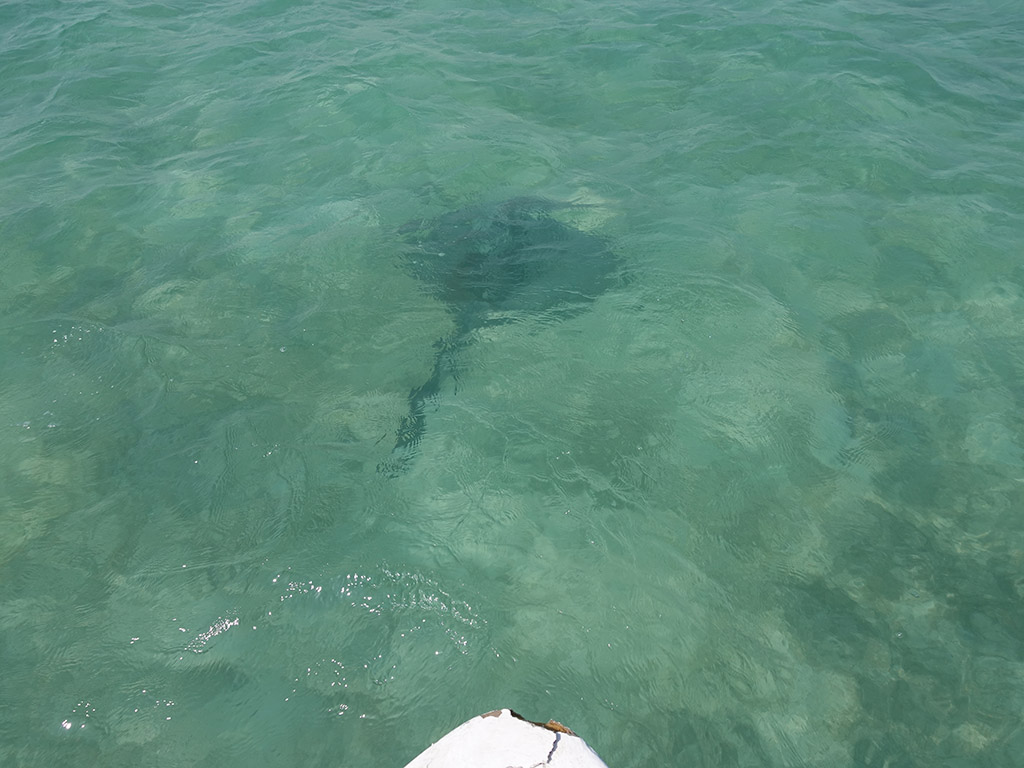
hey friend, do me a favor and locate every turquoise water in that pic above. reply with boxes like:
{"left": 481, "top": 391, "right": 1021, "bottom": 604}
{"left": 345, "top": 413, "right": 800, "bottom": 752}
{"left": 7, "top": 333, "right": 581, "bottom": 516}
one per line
{"left": 3, "top": 0, "right": 1024, "bottom": 764}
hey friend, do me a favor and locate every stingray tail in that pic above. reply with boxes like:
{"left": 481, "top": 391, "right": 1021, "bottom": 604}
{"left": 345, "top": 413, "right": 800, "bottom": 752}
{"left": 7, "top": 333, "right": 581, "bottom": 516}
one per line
{"left": 377, "top": 335, "right": 464, "bottom": 477}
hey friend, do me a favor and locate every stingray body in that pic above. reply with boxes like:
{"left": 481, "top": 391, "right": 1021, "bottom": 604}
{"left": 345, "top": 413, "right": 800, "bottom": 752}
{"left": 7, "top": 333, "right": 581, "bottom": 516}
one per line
{"left": 382, "top": 196, "right": 623, "bottom": 475}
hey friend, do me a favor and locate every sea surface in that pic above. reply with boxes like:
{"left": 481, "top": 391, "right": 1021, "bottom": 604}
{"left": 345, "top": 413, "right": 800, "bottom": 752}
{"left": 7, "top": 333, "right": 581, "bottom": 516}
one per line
{"left": 2, "top": 0, "right": 1024, "bottom": 765}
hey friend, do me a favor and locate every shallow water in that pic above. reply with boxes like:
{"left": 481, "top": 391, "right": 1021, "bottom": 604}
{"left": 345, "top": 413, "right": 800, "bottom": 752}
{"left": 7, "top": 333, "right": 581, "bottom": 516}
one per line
{"left": 2, "top": 0, "right": 1024, "bottom": 765}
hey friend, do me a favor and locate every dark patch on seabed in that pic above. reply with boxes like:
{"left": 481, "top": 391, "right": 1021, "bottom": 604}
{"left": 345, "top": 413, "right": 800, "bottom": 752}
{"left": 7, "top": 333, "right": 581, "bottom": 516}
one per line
{"left": 378, "top": 196, "right": 626, "bottom": 476}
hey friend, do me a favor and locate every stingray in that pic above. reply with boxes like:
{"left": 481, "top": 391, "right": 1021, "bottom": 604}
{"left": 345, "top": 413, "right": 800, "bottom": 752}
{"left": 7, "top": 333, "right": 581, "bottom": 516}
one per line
{"left": 380, "top": 196, "right": 625, "bottom": 475}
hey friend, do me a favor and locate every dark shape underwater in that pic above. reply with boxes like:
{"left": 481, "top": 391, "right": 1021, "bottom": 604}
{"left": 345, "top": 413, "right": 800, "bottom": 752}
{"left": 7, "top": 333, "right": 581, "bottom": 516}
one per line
{"left": 380, "top": 196, "right": 625, "bottom": 476}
